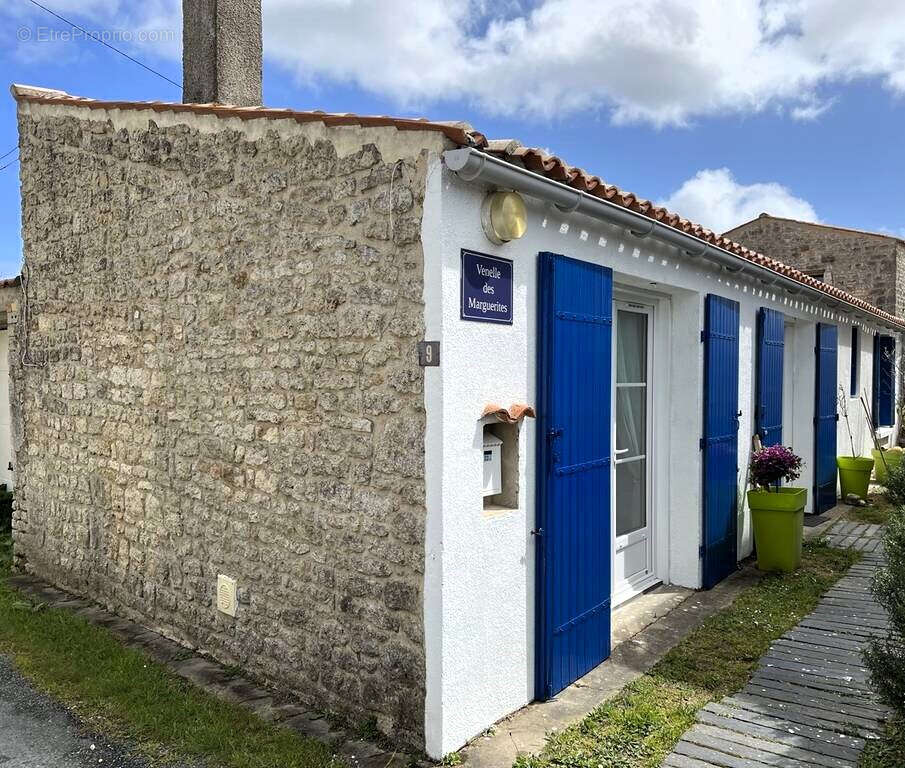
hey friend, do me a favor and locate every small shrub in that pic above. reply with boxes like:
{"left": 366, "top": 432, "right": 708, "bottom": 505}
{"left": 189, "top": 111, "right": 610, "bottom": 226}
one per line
{"left": 749, "top": 445, "right": 803, "bottom": 491}
{"left": 860, "top": 715, "right": 905, "bottom": 768}
{"left": 864, "top": 506, "right": 905, "bottom": 715}
{"left": 885, "top": 459, "right": 905, "bottom": 507}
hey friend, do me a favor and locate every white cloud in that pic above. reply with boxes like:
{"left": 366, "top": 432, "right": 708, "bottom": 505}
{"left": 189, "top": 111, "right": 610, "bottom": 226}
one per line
{"left": 7, "top": 0, "right": 905, "bottom": 126}
{"left": 260, "top": 0, "right": 905, "bottom": 126}
{"left": 790, "top": 97, "right": 836, "bottom": 121}
{"left": 659, "top": 168, "right": 819, "bottom": 233}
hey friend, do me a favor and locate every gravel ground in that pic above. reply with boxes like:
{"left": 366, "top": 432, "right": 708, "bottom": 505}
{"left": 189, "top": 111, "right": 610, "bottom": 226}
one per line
{"left": 0, "top": 654, "right": 195, "bottom": 768}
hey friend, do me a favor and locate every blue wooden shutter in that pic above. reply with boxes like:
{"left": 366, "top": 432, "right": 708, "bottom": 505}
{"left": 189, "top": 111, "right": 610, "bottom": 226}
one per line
{"left": 702, "top": 294, "right": 740, "bottom": 590}
{"left": 873, "top": 333, "right": 880, "bottom": 426}
{"left": 756, "top": 308, "right": 784, "bottom": 447}
{"left": 850, "top": 327, "right": 859, "bottom": 398}
{"left": 814, "top": 324, "right": 838, "bottom": 514}
{"left": 873, "top": 333, "right": 880, "bottom": 423}
{"left": 536, "top": 252, "right": 612, "bottom": 700}
{"left": 873, "top": 335, "right": 896, "bottom": 427}
{"left": 871, "top": 333, "right": 896, "bottom": 427}
{"left": 881, "top": 336, "right": 896, "bottom": 426}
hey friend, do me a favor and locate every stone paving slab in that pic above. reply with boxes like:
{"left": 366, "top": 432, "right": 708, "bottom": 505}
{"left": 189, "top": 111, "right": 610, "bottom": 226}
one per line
{"left": 690, "top": 721, "right": 854, "bottom": 768}
{"left": 726, "top": 692, "right": 883, "bottom": 735}
{"left": 673, "top": 728, "right": 828, "bottom": 768}
{"left": 3, "top": 574, "right": 419, "bottom": 768}
{"left": 823, "top": 517, "right": 885, "bottom": 553}
{"left": 660, "top": 537, "right": 889, "bottom": 767}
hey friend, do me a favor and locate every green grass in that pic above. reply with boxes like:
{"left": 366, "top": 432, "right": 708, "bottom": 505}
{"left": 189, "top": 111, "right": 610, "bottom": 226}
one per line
{"left": 844, "top": 493, "right": 895, "bottom": 526}
{"left": 0, "top": 534, "right": 342, "bottom": 768}
{"left": 514, "top": 539, "right": 860, "bottom": 768}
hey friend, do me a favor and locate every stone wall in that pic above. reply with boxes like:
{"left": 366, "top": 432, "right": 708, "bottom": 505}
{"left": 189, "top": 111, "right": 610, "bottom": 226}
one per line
{"left": 13, "top": 102, "right": 445, "bottom": 745}
{"left": 725, "top": 215, "right": 902, "bottom": 316}
{"left": 0, "top": 282, "right": 20, "bottom": 329}
{"left": 896, "top": 242, "right": 905, "bottom": 321}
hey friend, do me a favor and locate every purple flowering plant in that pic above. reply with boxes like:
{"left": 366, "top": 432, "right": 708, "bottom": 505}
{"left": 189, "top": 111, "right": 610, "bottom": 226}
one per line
{"left": 750, "top": 444, "right": 803, "bottom": 491}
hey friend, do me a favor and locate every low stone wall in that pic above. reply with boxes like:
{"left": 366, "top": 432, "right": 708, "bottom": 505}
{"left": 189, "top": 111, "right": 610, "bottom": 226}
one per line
{"left": 12, "top": 102, "right": 444, "bottom": 745}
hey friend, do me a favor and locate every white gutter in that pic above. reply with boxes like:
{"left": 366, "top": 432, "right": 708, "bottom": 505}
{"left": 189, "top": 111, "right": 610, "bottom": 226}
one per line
{"left": 443, "top": 147, "right": 904, "bottom": 333}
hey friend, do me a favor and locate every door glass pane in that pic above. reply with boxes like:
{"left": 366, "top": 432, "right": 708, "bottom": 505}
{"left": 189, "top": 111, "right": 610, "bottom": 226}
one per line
{"left": 616, "top": 459, "right": 646, "bottom": 536}
{"left": 616, "top": 387, "right": 646, "bottom": 458}
{"left": 617, "top": 311, "right": 648, "bottom": 383}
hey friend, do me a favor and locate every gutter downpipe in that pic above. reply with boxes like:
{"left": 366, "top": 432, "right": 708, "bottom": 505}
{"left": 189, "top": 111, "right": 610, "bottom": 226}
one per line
{"left": 444, "top": 147, "right": 903, "bottom": 333}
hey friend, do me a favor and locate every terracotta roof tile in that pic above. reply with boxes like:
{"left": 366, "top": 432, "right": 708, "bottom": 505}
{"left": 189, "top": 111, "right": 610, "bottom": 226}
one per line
{"left": 10, "top": 84, "right": 487, "bottom": 148}
{"left": 484, "top": 145, "right": 905, "bottom": 330}
{"left": 482, "top": 403, "right": 536, "bottom": 423}
{"left": 11, "top": 84, "right": 903, "bottom": 330}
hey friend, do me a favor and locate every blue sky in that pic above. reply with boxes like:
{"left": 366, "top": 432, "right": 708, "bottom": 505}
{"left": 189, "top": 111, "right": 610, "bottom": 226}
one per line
{"left": 2, "top": 0, "right": 905, "bottom": 278}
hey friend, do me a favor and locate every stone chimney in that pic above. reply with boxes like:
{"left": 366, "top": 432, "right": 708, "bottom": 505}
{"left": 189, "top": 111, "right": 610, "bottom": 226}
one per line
{"left": 182, "top": 0, "right": 262, "bottom": 105}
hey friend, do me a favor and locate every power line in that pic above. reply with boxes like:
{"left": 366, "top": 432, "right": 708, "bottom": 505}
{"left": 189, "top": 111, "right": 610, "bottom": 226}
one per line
{"left": 0, "top": 146, "right": 17, "bottom": 162}
{"left": 25, "top": 0, "right": 181, "bottom": 90}
{"left": 0, "top": 154, "right": 19, "bottom": 173}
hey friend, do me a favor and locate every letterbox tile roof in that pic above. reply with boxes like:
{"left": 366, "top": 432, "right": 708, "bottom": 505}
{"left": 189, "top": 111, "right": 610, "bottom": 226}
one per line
{"left": 11, "top": 84, "right": 905, "bottom": 330}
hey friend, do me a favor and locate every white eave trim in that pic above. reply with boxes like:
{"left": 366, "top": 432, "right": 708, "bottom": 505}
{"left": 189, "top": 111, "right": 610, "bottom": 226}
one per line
{"left": 443, "top": 147, "right": 904, "bottom": 334}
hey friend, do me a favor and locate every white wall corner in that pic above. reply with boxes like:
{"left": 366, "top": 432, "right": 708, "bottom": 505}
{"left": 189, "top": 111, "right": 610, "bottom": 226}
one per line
{"left": 668, "top": 290, "right": 704, "bottom": 588}
{"left": 421, "top": 151, "right": 445, "bottom": 759}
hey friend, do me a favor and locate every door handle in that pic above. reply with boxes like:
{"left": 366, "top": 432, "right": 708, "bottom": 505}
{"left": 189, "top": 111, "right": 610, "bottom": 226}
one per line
{"left": 548, "top": 428, "right": 563, "bottom": 466}
{"left": 615, "top": 448, "right": 630, "bottom": 456}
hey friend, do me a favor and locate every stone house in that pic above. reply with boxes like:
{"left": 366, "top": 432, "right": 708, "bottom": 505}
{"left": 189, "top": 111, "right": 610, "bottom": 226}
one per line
{"left": 9, "top": 4, "right": 905, "bottom": 758}
{"left": 724, "top": 213, "right": 905, "bottom": 319}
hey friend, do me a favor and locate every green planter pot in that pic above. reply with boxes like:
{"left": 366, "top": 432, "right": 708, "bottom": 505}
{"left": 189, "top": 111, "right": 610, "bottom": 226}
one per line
{"left": 837, "top": 456, "right": 875, "bottom": 501}
{"left": 872, "top": 449, "right": 904, "bottom": 485}
{"left": 747, "top": 487, "right": 807, "bottom": 573}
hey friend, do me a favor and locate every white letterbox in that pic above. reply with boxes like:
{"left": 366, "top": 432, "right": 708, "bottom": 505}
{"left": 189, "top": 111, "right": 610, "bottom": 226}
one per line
{"left": 482, "top": 433, "right": 503, "bottom": 497}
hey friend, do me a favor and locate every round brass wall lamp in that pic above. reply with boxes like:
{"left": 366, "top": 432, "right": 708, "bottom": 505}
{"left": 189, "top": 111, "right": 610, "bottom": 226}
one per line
{"left": 482, "top": 190, "right": 527, "bottom": 244}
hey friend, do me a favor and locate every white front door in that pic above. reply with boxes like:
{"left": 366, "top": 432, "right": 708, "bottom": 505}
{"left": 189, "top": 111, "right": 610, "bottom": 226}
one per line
{"left": 613, "top": 302, "right": 656, "bottom": 605}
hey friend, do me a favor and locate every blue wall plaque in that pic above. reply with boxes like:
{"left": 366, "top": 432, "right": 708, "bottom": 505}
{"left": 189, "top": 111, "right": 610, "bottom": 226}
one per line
{"left": 460, "top": 249, "right": 513, "bottom": 324}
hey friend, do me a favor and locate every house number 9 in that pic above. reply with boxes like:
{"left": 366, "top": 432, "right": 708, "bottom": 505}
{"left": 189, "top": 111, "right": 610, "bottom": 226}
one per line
{"left": 418, "top": 341, "right": 440, "bottom": 367}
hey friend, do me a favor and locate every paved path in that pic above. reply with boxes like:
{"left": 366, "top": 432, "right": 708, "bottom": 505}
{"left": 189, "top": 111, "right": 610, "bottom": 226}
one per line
{"left": 0, "top": 655, "right": 192, "bottom": 768}
{"left": 662, "top": 529, "right": 889, "bottom": 768}
{"left": 824, "top": 520, "right": 885, "bottom": 553}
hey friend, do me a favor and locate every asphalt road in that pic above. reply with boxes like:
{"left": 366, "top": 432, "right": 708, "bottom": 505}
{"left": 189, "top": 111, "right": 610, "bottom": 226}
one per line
{"left": 0, "top": 655, "right": 194, "bottom": 768}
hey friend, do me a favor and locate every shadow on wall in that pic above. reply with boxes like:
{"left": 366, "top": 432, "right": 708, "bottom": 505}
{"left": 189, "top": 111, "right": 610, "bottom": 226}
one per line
{"left": 0, "top": 485, "right": 12, "bottom": 534}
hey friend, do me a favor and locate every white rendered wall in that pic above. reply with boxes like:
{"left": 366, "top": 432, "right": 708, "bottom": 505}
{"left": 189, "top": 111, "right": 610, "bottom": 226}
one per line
{"left": 422, "top": 153, "right": 538, "bottom": 759}
{"left": 0, "top": 330, "right": 12, "bottom": 489}
{"left": 737, "top": 302, "right": 756, "bottom": 558}
{"left": 788, "top": 320, "right": 817, "bottom": 510}
{"left": 421, "top": 159, "right": 899, "bottom": 757}
{"left": 666, "top": 290, "right": 703, "bottom": 587}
